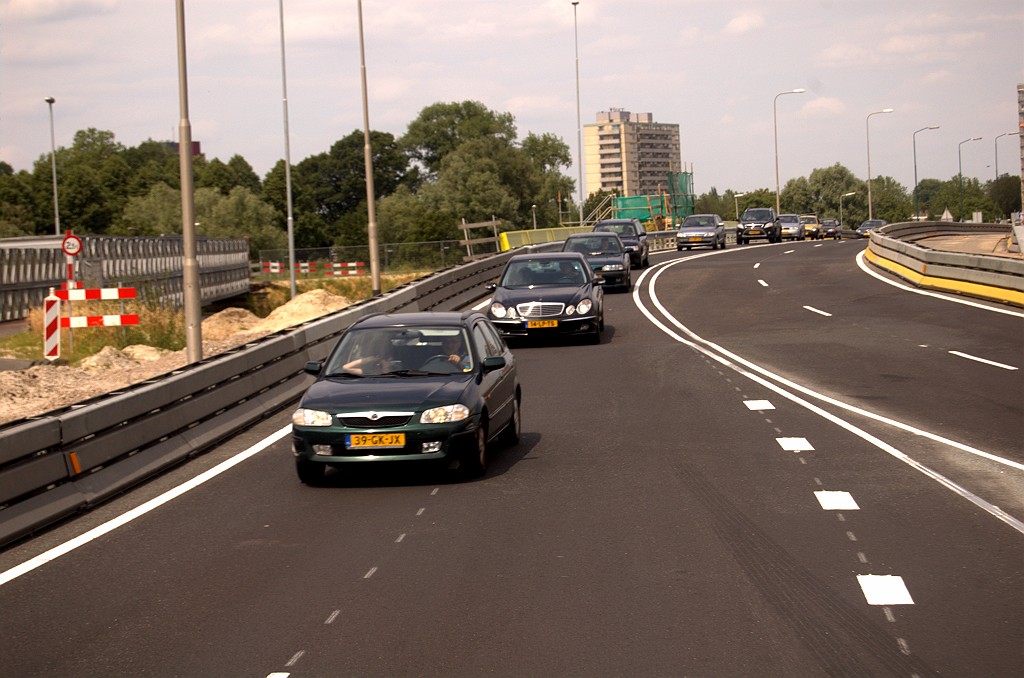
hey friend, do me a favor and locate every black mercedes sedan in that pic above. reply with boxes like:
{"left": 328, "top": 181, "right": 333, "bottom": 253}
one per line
{"left": 561, "top": 232, "right": 631, "bottom": 290}
{"left": 487, "top": 251, "right": 604, "bottom": 343}
{"left": 291, "top": 311, "right": 521, "bottom": 483}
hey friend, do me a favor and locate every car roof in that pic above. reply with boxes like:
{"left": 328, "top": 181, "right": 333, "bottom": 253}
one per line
{"left": 565, "top": 232, "right": 621, "bottom": 239}
{"left": 684, "top": 214, "right": 720, "bottom": 219}
{"left": 594, "top": 219, "right": 637, "bottom": 225}
{"left": 507, "top": 251, "right": 589, "bottom": 262}
{"left": 351, "top": 311, "right": 475, "bottom": 329}
{"left": 779, "top": 213, "right": 800, "bottom": 218}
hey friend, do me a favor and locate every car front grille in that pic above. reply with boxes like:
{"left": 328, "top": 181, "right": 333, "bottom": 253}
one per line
{"left": 338, "top": 412, "right": 413, "bottom": 428}
{"left": 516, "top": 302, "right": 565, "bottom": 318}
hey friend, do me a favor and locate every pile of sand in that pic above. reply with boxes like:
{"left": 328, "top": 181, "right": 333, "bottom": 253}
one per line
{"left": 0, "top": 288, "right": 353, "bottom": 425}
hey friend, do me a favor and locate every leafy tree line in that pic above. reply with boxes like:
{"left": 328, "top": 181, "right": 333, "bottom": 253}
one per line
{"left": 2, "top": 101, "right": 1019, "bottom": 257}
{"left": 695, "top": 163, "right": 1020, "bottom": 227}
{"left": 0, "top": 101, "right": 575, "bottom": 258}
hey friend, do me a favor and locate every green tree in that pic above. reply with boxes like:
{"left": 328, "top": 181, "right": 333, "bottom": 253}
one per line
{"left": 401, "top": 101, "right": 517, "bottom": 177}
{"left": 988, "top": 174, "right": 1021, "bottom": 219}
{"left": 869, "top": 176, "right": 913, "bottom": 224}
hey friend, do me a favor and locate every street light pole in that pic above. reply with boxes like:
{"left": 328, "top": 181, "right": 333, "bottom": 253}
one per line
{"left": 839, "top": 191, "right": 855, "bottom": 230}
{"left": 912, "top": 125, "right": 939, "bottom": 220}
{"left": 733, "top": 192, "right": 746, "bottom": 221}
{"left": 773, "top": 89, "right": 805, "bottom": 214}
{"left": 572, "top": 1, "right": 584, "bottom": 226}
{"left": 994, "top": 132, "right": 1020, "bottom": 180}
{"left": 175, "top": 0, "right": 202, "bottom": 364}
{"left": 44, "top": 97, "right": 61, "bottom": 236}
{"left": 531, "top": 204, "right": 538, "bottom": 229}
{"left": 865, "top": 108, "right": 894, "bottom": 220}
{"left": 958, "top": 136, "right": 982, "bottom": 222}
{"left": 357, "top": 0, "right": 381, "bottom": 296}
{"left": 278, "top": 0, "right": 297, "bottom": 299}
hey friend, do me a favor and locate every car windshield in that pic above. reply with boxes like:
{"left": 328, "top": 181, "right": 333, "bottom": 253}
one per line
{"left": 565, "top": 236, "right": 622, "bottom": 255}
{"left": 681, "top": 217, "right": 714, "bottom": 228}
{"left": 742, "top": 210, "right": 772, "bottom": 221}
{"left": 324, "top": 326, "right": 472, "bottom": 376}
{"left": 780, "top": 215, "right": 800, "bottom": 223}
{"left": 799, "top": 217, "right": 816, "bottom": 224}
{"left": 594, "top": 222, "right": 637, "bottom": 237}
{"left": 501, "top": 259, "right": 588, "bottom": 287}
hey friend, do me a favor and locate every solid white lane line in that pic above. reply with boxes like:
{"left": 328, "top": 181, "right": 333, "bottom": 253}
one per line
{"left": 948, "top": 350, "right": 1018, "bottom": 371}
{"left": 472, "top": 298, "right": 491, "bottom": 311}
{"left": 0, "top": 424, "right": 293, "bottom": 588}
{"left": 632, "top": 259, "right": 1024, "bottom": 535}
{"left": 856, "top": 250, "right": 1024, "bottom": 318}
{"left": 858, "top": 574, "right": 914, "bottom": 605}
{"left": 804, "top": 305, "right": 832, "bottom": 317}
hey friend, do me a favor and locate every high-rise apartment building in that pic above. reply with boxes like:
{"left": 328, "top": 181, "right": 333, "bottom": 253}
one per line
{"left": 583, "top": 109, "right": 681, "bottom": 197}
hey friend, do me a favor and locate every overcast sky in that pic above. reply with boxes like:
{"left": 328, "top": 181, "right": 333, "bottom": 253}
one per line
{"left": 2, "top": 0, "right": 1022, "bottom": 203}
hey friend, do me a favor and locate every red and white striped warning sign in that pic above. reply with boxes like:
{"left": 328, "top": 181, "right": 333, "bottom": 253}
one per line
{"left": 43, "top": 285, "right": 139, "bottom": 360}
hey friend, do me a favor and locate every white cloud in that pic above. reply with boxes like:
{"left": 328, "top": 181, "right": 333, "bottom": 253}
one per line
{"left": 723, "top": 12, "right": 764, "bottom": 35}
{"left": 801, "top": 97, "right": 845, "bottom": 116}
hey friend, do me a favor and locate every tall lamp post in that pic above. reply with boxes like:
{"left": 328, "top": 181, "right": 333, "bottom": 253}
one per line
{"left": 733, "top": 192, "right": 746, "bottom": 221}
{"left": 865, "top": 108, "right": 893, "bottom": 220}
{"left": 175, "top": 0, "right": 202, "bottom": 364}
{"left": 773, "top": 88, "right": 805, "bottom": 214}
{"left": 912, "top": 125, "right": 939, "bottom": 220}
{"left": 357, "top": 0, "right": 381, "bottom": 296}
{"left": 958, "top": 136, "right": 982, "bottom": 222}
{"left": 994, "top": 132, "right": 1020, "bottom": 180}
{"left": 839, "top": 191, "right": 855, "bottom": 229}
{"left": 278, "top": 0, "right": 297, "bottom": 299}
{"left": 572, "top": 1, "right": 584, "bottom": 226}
{"left": 44, "top": 97, "right": 61, "bottom": 236}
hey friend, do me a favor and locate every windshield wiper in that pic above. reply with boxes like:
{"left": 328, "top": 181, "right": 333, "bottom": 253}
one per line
{"left": 379, "top": 369, "right": 432, "bottom": 377}
{"left": 323, "top": 371, "right": 364, "bottom": 379}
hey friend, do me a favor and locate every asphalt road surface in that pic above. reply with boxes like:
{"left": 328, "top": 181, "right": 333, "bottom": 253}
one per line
{"left": 1, "top": 239, "right": 1021, "bottom": 677}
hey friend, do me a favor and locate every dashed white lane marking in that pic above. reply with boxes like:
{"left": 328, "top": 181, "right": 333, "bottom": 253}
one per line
{"left": 395, "top": 533, "right": 406, "bottom": 543}
{"left": 268, "top": 673, "right": 290, "bottom": 677}
{"left": 744, "top": 399, "right": 775, "bottom": 410}
{"left": 364, "top": 567, "right": 378, "bottom": 579}
{"left": 777, "top": 437, "right": 814, "bottom": 452}
{"left": 757, "top": 279, "right": 769, "bottom": 287}
{"left": 948, "top": 350, "right": 1018, "bottom": 371}
{"left": 803, "top": 305, "right": 832, "bottom": 317}
{"left": 753, "top": 263, "right": 761, "bottom": 269}
{"left": 325, "top": 610, "right": 340, "bottom": 625}
{"left": 815, "top": 491, "right": 860, "bottom": 510}
{"left": 285, "top": 650, "right": 305, "bottom": 667}
{"left": 416, "top": 508, "right": 426, "bottom": 516}
{"left": 858, "top": 574, "right": 914, "bottom": 605}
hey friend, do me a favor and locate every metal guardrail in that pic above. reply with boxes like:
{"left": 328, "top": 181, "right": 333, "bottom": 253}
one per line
{"left": 866, "top": 222, "right": 1023, "bottom": 307}
{"left": 0, "top": 246, "right": 563, "bottom": 548}
{"left": 0, "top": 235, "right": 250, "bottom": 321}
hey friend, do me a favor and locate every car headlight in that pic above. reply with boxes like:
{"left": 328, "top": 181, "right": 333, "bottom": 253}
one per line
{"left": 420, "top": 404, "right": 470, "bottom": 424}
{"left": 602, "top": 264, "right": 624, "bottom": 271}
{"left": 292, "top": 408, "right": 333, "bottom": 427}
{"left": 490, "top": 302, "right": 507, "bottom": 318}
{"left": 576, "top": 299, "right": 593, "bottom": 314}
{"left": 565, "top": 305, "right": 575, "bottom": 315}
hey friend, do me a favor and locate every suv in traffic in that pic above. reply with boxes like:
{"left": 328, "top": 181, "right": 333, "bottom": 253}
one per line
{"left": 592, "top": 218, "right": 649, "bottom": 268}
{"left": 736, "top": 207, "right": 781, "bottom": 244}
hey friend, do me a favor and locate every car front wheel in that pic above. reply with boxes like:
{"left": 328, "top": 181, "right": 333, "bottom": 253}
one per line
{"left": 500, "top": 396, "right": 521, "bottom": 446}
{"left": 460, "top": 422, "right": 488, "bottom": 479}
{"left": 296, "top": 458, "right": 326, "bottom": 485}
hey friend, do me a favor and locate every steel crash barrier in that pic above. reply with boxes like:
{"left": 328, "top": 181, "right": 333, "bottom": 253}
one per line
{"left": 0, "top": 247, "right": 552, "bottom": 548}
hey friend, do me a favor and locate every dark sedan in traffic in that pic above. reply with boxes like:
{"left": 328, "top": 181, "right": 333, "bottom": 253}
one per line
{"left": 487, "top": 252, "right": 604, "bottom": 343}
{"left": 561, "top": 232, "right": 631, "bottom": 290}
{"left": 292, "top": 311, "right": 521, "bottom": 483}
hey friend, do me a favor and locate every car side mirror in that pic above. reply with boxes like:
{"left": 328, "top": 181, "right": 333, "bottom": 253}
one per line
{"left": 486, "top": 282, "right": 497, "bottom": 291}
{"left": 593, "top": 277, "right": 606, "bottom": 285}
{"left": 304, "top": 360, "right": 323, "bottom": 376}
{"left": 481, "top": 356, "right": 506, "bottom": 372}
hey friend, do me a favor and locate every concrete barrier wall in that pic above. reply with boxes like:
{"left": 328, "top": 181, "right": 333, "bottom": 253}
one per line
{"left": 866, "top": 222, "right": 1023, "bottom": 307}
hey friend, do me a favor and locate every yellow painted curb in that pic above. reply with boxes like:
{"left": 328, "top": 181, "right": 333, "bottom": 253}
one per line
{"left": 865, "top": 248, "right": 1024, "bottom": 307}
